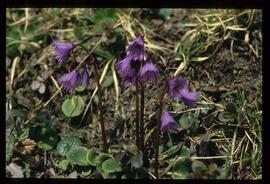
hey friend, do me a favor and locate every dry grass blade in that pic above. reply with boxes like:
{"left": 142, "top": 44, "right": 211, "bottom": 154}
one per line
{"left": 80, "top": 60, "right": 112, "bottom": 123}
{"left": 9, "top": 56, "right": 20, "bottom": 93}
{"left": 111, "top": 59, "right": 120, "bottom": 111}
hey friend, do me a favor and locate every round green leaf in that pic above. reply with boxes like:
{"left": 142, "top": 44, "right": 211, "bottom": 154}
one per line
{"left": 102, "top": 76, "right": 113, "bottom": 88}
{"left": 35, "top": 128, "right": 59, "bottom": 151}
{"left": 58, "top": 159, "right": 69, "bottom": 171}
{"left": 173, "top": 158, "right": 192, "bottom": 179}
{"left": 94, "top": 153, "right": 113, "bottom": 170}
{"left": 87, "top": 148, "right": 98, "bottom": 166}
{"left": 180, "top": 145, "right": 190, "bottom": 157}
{"left": 191, "top": 160, "right": 208, "bottom": 175}
{"left": 56, "top": 136, "right": 82, "bottom": 156}
{"left": 75, "top": 85, "right": 86, "bottom": 92}
{"left": 102, "top": 158, "right": 122, "bottom": 173}
{"left": 61, "top": 96, "right": 85, "bottom": 118}
{"left": 67, "top": 146, "right": 90, "bottom": 166}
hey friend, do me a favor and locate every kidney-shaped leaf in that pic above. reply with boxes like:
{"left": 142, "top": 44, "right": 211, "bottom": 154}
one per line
{"left": 102, "top": 158, "right": 122, "bottom": 173}
{"left": 67, "top": 146, "right": 90, "bottom": 166}
{"left": 56, "top": 136, "right": 82, "bottom": 156}
{"left": 61, "top": 96, "right": 85, "bottom": 118}
{"left": 172, "top": 158, "right": 192, "bottom": 179}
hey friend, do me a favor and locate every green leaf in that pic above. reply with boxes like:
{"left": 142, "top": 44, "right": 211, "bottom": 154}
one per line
{"left": 6, "top": 136, "right": 14, "bottom": 163}
{"left": 67, "top": 146, "right": 90, "bottom": 166}
{"left": 102, "top": 158, "right": 122, "bottom": 173}
{"left": 29, "top": 126, "right": 59, "bottom": 151}
{"left": 87, "top": 148, "right": 98, "bottom": 166}
{"left": 58, "top": 159, "right": 69, "bottom": 171}
{"left": 94, "top": 48, "right": 115, "bottom": 60}
{"left": 81, "top": 168, "right": 92, "bottom": 177}
{"left": 179, "top": 114, "right": 189, "bottom": 129}
{"left": 94, "top": 9, "right": 117, "bottom": 32}
{"left": 56, "top": 136, "right": 82, "bottom": 156}
{"left": 172, "top": 158, "right": 192, "bottom": 179}
{"left": 94, "top": 153, "right": 113, "bottom": 170}
{"left": 208, "top": 163, "right": 218, "bottom": 174}
{"left": 158, "top": 9, "right": 173, "bottom": 18}
{"left": 75, "top": 85, "right": 86, "bottom": 92}
{"left": 180, "top": 145, "right": 190, "bottom": 157}
{"left": 101, "top": 75, "right": 113, "bottom": 88}
{"left": 61, "top": 96, "right": 85, "bottom": 118}
{"left": 129, "top": 154, "right": 143, "bottom": 169}
{"left": 37, "top": 132, "right": 59, "bottom": 151}
{"left": 191, "top": 160, "right": 208, "bottom": 175}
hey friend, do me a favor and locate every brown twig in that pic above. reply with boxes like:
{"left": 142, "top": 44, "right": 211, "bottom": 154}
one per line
{"left": 154, "top": 81, "right": 168, "bottom": 178}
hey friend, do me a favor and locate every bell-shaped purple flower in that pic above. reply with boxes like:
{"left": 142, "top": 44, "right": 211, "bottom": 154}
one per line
{"left": 52, "top": 41, "right": 75, "bottom": 64}
{"left": 123, "top": 73, "right": 136, "bottom": 88}
{"left": 168, "top": 77, "right": 198, "bottom": 107}
{"left": 116, "top": 56, "right": 136, "bottom": 88}
{"left": 116, "top": 56, "right": 133, "bottom": 77}
{"left": 78, "top": 67, "right": 90, "bottom": 87}
{"left": 59, "top": 69, "right": 79, "bottom": 92}
{"left": 127, "top": 35, "right": 145, "bottom": 62}
{"left": 138, "top": 59, "right": 160, "bottom": 84}
{"left": 161, "top": 112, "right": 180, "bottom": 133}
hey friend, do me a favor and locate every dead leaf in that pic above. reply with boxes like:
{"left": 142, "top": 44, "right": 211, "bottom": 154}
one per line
{"left": 67, "top": 171, "right": 78, "bottom": 178}
{"left": 38, "top": 83, "right": 46, "bottom": 94}
{"left": 41, "top": 71, "right": 48, "bottom": 80}
{"left": 6, "top": 163, "right": 24, "bottom": 178}
{"left": 31, "top": 80, "right": 40, "bottom": 91}
{"left": 37, "top": 76, "right": 44, "bottom": 82}
{"left": 22, "top": 138, "right": 36, "bottom": 154}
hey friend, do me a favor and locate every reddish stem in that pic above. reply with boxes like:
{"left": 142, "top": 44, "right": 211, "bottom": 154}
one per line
{"left": 135, "top": 77, "right": 140, "bottom": 149}
{"left": 154, "top": 81, "right": 168, "bottom": 178}
{"left": 140, "top": 82, "right": 145, "bottom": 158}
{"left": 93, "top": 61, "right": 108, "bottom": 152}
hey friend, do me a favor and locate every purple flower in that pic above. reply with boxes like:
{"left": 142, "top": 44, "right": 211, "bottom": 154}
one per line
{"left": 168, "top": 77, "right": 198, "bottom": 107}
{"left": 116, "top": 56, "right": 133, "bottom": 77}
{"left": 52, "top": 41, "right": 75, "bottom": 63}
{"left": 161, "top": 112, "right": 180, "bottom": 133}
{"left": 116, "top": 56, "right": 136, "bottom": 88}
{"left": 138, "top": 59, "right": 160, "bottom": 83}
{"left": 127, "top": 35, "right": 145, "bottom": 62}
{"left": 59, "top": 69, "right": 79, "bottom": 92}
{"left": 123, "top": 73, "right": 136, "bottom": 88}
{"left": 78, "top": 67, "right": 90, "bottom": 87}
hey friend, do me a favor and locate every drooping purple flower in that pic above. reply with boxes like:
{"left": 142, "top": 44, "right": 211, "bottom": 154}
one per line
{"left": 138, "top": 59, "right": 160, "bottom": 83}
{"left": 116, "top": 56, "right": 133, "bottom": 77}
{"left": 78, "top": 67, "right": 90, "bottom": 87}
{"left": 59, "top": 69, "right": 79, "bottom": 92}
{"left": 127, "top": 35, "right": 145, "bottom": 62}
{"left": 123, "top": 72, "right": 136, "bottom": 88}
{"left": 161, "top": 112, "right": 180, "bottom": 133}
{"left": 52, "top": 41, "right": 75, "bottom": 63}
{"left": 116, "top": 56, "right": 136, "bottom": 88}
{"left": 168, "top": 77, "right": 198, "bottom": 107}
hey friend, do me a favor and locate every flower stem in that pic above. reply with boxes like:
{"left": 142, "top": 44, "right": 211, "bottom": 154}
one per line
{"left": 140, "top": 82, "right": 145, "bottom": 162}
{"left": 135, "top": 77, "right": 140, "bottom": 150}
{"left": 155, "top": 81, "right": 168, "bottom": 178}
{"left": 168, "top": 133, "right": 173, "bottom": 147}
{"left": 93, "top": 61, "right": 108, "bottom": 153}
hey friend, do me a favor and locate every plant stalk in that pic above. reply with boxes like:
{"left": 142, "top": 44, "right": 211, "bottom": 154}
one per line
{"left": 155, "top": 82, "right": 168, "bottom": 178}
{"left": 93, "top": 61, "right": 108, "bottom": 153}
{"left": 140, "top": 82, "right": 145, "bottom": 160}
{"left": 135, "top": 77, "right": 140, "bottom": 149}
